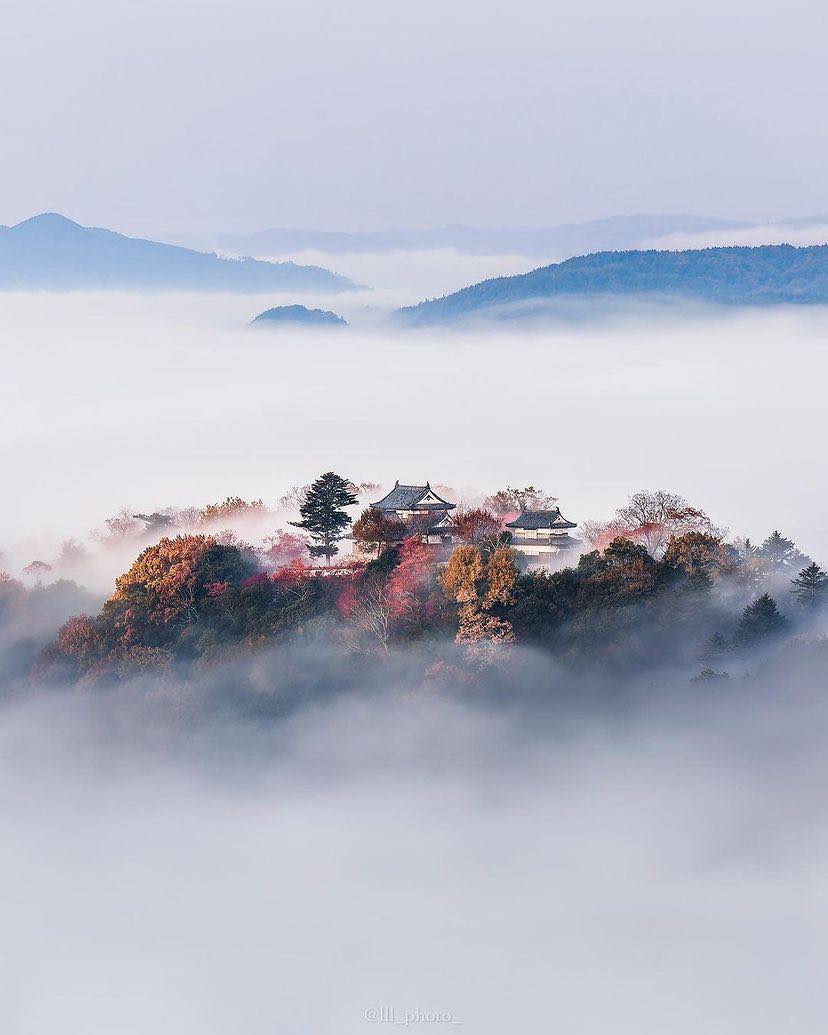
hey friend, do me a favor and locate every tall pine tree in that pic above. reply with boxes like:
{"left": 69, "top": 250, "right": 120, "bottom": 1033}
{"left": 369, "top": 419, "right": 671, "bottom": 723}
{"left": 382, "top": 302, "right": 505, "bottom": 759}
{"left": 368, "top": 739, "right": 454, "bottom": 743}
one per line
{"left": 790, "top": 562, "right": 828, "bottom": 608}
{"left": 290, "top": 472, "right": 357, "bottom": 564}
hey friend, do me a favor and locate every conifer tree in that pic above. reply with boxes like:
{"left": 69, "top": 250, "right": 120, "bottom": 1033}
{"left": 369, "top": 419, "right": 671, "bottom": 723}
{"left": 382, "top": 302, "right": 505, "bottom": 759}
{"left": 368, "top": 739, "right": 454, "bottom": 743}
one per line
{"left": 758, "top": 531, "right": 810, "bottom": 573}
{"left": 790, "top": 561, "right": 828, "bottom": 608}
{"left": 702, "top": 631, "right": 730, "bottom": 659}
{"left": 734, "top": 593, "right": 787, "bottom": 646}
{"left": 290, "top": 471, "right": 357, "bottom": 564}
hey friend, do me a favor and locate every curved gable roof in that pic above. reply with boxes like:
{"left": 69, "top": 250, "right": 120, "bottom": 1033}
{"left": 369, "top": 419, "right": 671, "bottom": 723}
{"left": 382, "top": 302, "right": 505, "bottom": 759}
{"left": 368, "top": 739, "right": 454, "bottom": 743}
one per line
{"left": 371, "top": 481, "right": 456, "bottom": 511}
{"left": 506, "top": 507, "right": 577, "bottom": 530}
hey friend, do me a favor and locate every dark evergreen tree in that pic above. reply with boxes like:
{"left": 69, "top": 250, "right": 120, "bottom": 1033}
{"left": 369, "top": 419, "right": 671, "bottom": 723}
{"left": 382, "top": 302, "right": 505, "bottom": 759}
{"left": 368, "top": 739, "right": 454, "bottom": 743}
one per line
{"left": 790, "top": 562, "right": 828, "bottom": 608}
{"left": 758, "top": 531, "right": 810, "bottom": 573}
{"left": 290, "top": 471, "right": 357, "bottom": 564}
{"left": 702, "top": 631, "right": 730, "bottom": 659}
{"left": 734, "top": 593, "right": 787, "bottom": 646}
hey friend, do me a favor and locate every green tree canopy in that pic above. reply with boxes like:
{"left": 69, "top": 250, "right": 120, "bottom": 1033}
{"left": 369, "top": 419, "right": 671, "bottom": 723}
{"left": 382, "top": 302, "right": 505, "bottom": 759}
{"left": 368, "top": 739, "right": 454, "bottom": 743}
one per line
{"left": 290, "top": 471, "right": 357, "bottom": 563}
{"left": 790, "top": 561, "right": 828, "bottom": 608}
{"left": 734, "top": 593, "right": 787, "bottom": 646}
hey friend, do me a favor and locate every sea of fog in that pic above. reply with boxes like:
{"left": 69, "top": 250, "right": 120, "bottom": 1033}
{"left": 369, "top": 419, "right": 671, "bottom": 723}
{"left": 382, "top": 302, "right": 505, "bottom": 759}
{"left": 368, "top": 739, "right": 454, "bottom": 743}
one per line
{"left": 2, "top": 670, "right": 828, "bottom": 1035}
{"left": 2, "top": 270, "right": 828, "bottom": 565}
{"left": 3, "top": 256, "right": 828, "bottom": 1034}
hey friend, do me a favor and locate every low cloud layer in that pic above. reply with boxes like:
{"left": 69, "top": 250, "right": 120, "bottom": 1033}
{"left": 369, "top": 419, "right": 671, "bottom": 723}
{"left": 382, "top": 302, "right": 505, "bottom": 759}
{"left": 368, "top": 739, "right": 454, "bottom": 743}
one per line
{"left": 2, "top": 649, "right": 828, "bottom": 1034}
{"left": 3, "top": 288, "right": 828, "bottom": 569}
{"left": 645, "top": 221, "right": 828, "bottom": 251}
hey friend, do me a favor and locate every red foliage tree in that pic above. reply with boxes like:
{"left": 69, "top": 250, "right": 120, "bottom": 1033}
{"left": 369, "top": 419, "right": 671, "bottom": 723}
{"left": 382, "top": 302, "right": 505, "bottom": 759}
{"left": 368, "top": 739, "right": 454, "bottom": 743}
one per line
{"left": 271, "top": 559, "right": 312, "bottom": 587}
{"left": 351, "top": 508, "right": 401, "bottom": 554}
{"left": 450, "top": 508, "right": 503, "bottom": 549}
{"left": 385, "top": 538, "right": 433, "bottom": 620}
{"left": 262, "top": 530, "right": 309, "bottom": 569}
{"left": 583, "top": 490, "right": 721, "bottom": 558}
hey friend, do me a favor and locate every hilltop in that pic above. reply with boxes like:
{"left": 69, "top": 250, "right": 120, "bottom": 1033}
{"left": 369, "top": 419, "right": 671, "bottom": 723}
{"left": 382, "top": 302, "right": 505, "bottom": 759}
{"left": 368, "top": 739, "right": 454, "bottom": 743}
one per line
{"left": 0, "top": 213, "right": 356, "bottom": 292}
{"left": 397, "top": 244, "right": 828, "bottom": 324}
{"left": 251, "top": 304, "right": 347, "bottom": 327}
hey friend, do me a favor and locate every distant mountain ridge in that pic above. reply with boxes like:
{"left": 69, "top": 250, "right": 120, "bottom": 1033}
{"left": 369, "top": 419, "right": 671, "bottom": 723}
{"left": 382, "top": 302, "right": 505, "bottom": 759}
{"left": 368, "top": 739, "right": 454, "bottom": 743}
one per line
{"left": 398, "top": 244, "right": 828, "bottom": 325}
{"left": 0, "top": 213, "right": 356, "bottom": 292}
{"left": 209, "top": 214, "right": 750, "bottom": 259}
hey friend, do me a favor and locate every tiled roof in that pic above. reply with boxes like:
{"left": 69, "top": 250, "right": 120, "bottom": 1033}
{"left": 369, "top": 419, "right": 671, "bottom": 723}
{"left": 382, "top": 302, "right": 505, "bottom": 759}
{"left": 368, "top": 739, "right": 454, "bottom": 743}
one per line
{"left": 506, "top": 507, "right": 577, "bottom": 530}
{"left": 347, "top": 510, "right": 452, "bottom": 543}
{"left": 510, "top": 533, "right": 581, "bottom": 548}
{"left": 371, "top": 481, "right": 456, "bottom": 512}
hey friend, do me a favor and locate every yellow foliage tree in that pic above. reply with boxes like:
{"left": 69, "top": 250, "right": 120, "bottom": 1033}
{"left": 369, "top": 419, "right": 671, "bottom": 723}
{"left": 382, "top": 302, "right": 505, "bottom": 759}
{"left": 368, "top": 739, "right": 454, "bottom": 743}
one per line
{"left": 439, "top": 545, "right": 485, "bottom": 604}
{"left": 439, "top": 545, "right": 518, "bottom": 648}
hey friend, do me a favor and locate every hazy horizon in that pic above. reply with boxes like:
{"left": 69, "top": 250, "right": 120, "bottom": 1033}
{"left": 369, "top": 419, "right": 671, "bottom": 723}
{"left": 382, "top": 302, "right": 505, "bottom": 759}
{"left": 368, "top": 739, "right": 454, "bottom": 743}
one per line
{"left": 4, "top": 4, "right": 828, "bottom": 1032}
{"left": 3, "top": 0, "right": 828, "bottom": 236}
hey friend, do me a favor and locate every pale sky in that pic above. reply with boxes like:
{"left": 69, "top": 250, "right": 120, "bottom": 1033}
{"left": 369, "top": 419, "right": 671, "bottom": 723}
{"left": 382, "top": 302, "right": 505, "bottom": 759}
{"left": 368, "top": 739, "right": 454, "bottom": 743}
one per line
{"left": 2, "top": 0, "right": 827, "bottom": 235}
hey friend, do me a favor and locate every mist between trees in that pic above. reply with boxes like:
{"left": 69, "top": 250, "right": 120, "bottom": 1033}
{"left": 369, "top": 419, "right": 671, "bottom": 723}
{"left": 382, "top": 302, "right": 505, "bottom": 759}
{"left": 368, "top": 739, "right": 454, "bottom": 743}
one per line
{"left": 3, "top": 480, "right": 828, "bottom": 1035}
{"left": 1, "top": 479, "right": 826, "bottom": 705}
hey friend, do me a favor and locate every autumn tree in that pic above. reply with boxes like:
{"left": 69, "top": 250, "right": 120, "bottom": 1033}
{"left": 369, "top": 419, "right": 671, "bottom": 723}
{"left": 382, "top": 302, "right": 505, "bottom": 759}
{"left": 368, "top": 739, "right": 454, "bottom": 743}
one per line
{"left": 277, "top": 485, "right": 310, "bottom": 511}
{"left": 290, "top": 472, "right": 358, "bottom": 564}
{"left": 261, "top": 530, "right": 309, "bottom": 569}
{"left": 93, "top": 508, "right": 143, "bottom": 545}
{"left": 439, "top": 545, "right": 485, "bottom": 604}
{"left": 482, "top": 546, "right": 519, "bottom": 608}
{"left": 790, "top": 562, "right": 828, "bottom": 608}
{"left": 102, "top": 534, "right": 256, "bottom": 649}
{"left": 439, "top": 545, "right": 517, "bottom": 647}
{"left": 38, "top": 614, "right": 108, "bottom": 680}
{"left": 340, "top": 578, "right": 394, "bottom": 654}
{"left": 200, "top": 497, "right": 267, "bottom": 525}
{"left": 663, "top": 532, "right": 736, "bottom": 587}
{"left": 450, "top": 508, "right": 504, "bottom": 552}
{"left": 173, "top": 507, "right": 203, "bottom": 531}
{"left": 351, "top": 508, "right": 401, "bottom": 555}
{"left": 484, "top": 485, "right": 557, "bottom": 517}
{"left": 386, "top": 537, "right": 432, "bottom": 601}
{"left": 583, "top": 490, "right": 719, "bottom": 557}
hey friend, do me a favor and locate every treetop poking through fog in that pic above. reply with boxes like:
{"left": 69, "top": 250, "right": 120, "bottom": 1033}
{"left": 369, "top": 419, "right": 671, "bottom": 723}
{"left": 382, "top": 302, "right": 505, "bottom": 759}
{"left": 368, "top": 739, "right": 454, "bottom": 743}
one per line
{"left": 16, "top": 479, "right": 823, "bottom": 691}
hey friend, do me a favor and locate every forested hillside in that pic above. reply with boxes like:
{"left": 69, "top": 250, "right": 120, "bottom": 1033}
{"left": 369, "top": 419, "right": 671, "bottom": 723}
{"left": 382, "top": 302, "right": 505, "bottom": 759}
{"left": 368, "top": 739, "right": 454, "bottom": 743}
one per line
{"left": 399, "top": 244, "right": 828, "bottom": 324}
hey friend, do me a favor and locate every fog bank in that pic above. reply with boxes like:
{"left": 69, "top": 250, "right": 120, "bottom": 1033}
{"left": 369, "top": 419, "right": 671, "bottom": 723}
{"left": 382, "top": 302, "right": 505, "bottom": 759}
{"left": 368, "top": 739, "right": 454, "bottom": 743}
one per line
{"left": 3, "top": 290, "right": 828, "bottom": 566}
{"left": 2, "top": 659, "right": 828, "bottom": 1034}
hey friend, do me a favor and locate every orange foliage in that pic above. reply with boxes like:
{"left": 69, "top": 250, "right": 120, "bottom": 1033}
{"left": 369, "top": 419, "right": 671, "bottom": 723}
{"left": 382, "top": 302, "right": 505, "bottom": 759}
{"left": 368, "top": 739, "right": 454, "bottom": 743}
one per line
{"left": 439, "top": 546, "right": 485, "bottom": 604}
{"left": 105, "top": 534, "right": 253, "bottom": 646}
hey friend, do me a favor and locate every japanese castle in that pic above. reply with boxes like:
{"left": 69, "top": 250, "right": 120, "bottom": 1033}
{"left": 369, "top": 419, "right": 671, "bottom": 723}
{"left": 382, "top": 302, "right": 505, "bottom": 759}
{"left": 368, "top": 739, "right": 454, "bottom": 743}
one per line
{"left": 505, "top": 507, "right": 579, "bottom": 559}
{"left": 367, "top": 481, "right": 579, "bottom": 561}
{"left": 370, "top": 482, "right": 456, "bottom": 546}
